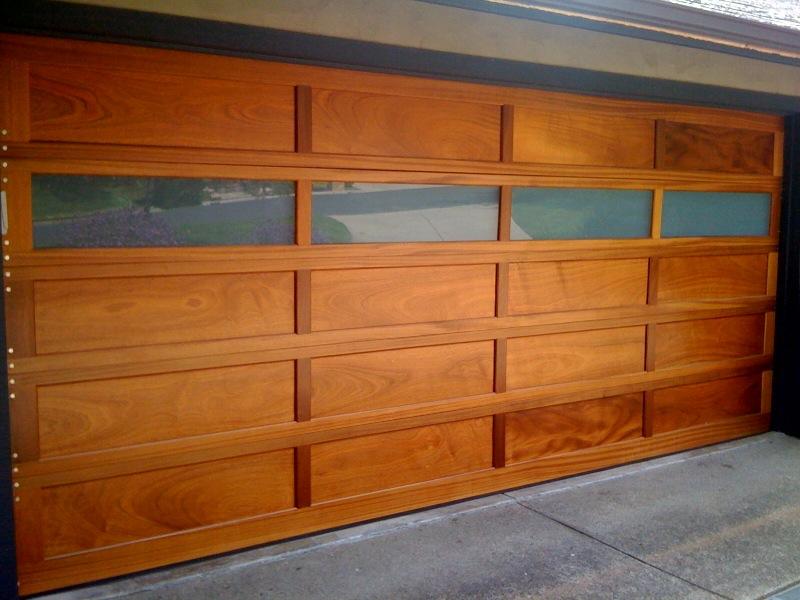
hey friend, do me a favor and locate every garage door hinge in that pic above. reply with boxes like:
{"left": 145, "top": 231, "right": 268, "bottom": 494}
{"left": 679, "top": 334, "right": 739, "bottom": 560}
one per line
{"left": 1, "top": 191, "right": 7, "bottom": 235}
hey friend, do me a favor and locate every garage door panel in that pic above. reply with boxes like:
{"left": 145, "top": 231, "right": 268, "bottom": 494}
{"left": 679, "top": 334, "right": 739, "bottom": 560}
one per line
{"left": 513, "top": 107, "right": 655, "bottom": 167}
{"left": 29, "top": 64, "right": 296, "bottom": 151}
{"left": 311, "top": 89, "right": 501, "bottom": 161}
{"left": 34, "top": 272, "right": 295, "bottom": 353}
{"left": 41, "top": 450, "right": 295, "bottom": 557}
{"left": 508, "top": 259, "right": 648, "bottom": 314}
{"left": 657, "top": 254, "right": 768, "bottom": 301}
{"left": 38, "top": 361, "right": 295, "bottom": 457}
{"left": 5, "top": 35, "right": 781, "bottom": 595}
{"left": 652, "top": 375, "right": 762, "bottom": 434}
{"left": 506, "top": 394, "right": 643, "bottom": 464}
{"left": 507, "top": 326, "right": 646, "bottom": 389}
{"left": 310, "top": 264, "right": 496, "bottom": 331}
{"left": 311, "top": 418, "right": 493, "bottom": 503}
{"left": 655, "top": 120, "right": 774, "bottom": 175}
{"left": 655, "top": 314, "right": 766, "bottom": 370}
{"left": 311, "top": 342, "right": 494, "bottom": 418}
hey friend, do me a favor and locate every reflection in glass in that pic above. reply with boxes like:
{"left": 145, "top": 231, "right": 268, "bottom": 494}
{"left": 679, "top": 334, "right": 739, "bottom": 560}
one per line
{"left": 32, "top": 175, "right": 295, "bottom": 248}
{"left": 661, "top": 191, "right": 771, "bottom": 238}
{"left": 311, "top": 182, "right": 499, "bottom": 243}
{"left": 511, "top": 188, "right": 652, "bottom": 240}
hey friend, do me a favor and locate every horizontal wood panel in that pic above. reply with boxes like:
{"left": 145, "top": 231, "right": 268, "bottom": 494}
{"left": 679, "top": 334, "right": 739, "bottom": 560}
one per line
{"left": 655, "top": 314, "right": 765, "bottom": 370}
{"left": 1, "top": 34, "right": 782, "bottom": 133}
{"left": 34, "top": 272, "right": 295, "bottom": 353}
{"left": 5, "top": 144, "right": 785, "bottom": 190}
{"left": 656, "top": 121, "right": 774, "bottom": 175}
{"left": 652, "top": 374, "right": 762, "bottom": 434}
{"left": 657, "top": 254, "right": 768, "bottom": 302}
{"left": 7, "top": 238, "right": 780, "bottom": 276}
{"left": 16, "top": 414, "right": 770, "bottom": 596}
{"left": 29, "top": 64, "right": 295, "bottom": 150}
{"left": 506, "top": 393, "right": 643, "bottom": 464}
{"left": 513, "top": 107, "right": 654, "bottom": 168}
{"left": 311, "top": 264, "right": 496, "bottom": 331}
{"left": 508, "top": 259, "right": 648, "bottom": 315}
{"left": 311, "top": 417, "right": 493, "bottom": 502}
{"left": 41, "top": 449, "right": 294, "bottom": 557}
{"left": 507, "top": 326, "right": 645, "bottom": 389}
{"left": 38, "top": 361, "right": 295, "bottom": 457}
{"left": 311, "top": 341, "right": 494, "bottom": 418}
{"left": 311, "top": 89, "right": 500, "bottom": 161}
{"left": 14, "top": 354, "right": 773, "bottom": 488}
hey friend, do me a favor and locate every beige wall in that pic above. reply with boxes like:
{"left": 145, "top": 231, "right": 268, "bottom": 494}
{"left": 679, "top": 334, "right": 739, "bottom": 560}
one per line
{"left": 64, "top": 0, "right": 800, "bottom": 96}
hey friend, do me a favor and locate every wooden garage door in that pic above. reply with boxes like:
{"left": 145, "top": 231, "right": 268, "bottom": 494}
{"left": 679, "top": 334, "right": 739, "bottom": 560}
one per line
{"left": 1, "top": 34, "right": 781, "bottom": 594}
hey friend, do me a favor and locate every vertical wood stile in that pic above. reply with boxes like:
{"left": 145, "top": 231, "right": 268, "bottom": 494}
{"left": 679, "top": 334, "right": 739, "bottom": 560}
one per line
{"left": 761, "top": 370, "right": 773, "bottom": 414}
{"left": 767, "top": 251, "right": 778, "bottom": 296}
{"left": 295, "top": 180, "right": 312, "bottom": 246}
{"left": 9, "top": 383, "right": 37, "bottom": 462}
{"left": 13, "top": 485, "right": 43, "bottom": 568}
{"left": 5, "top": 280, "right": 35, "bottom": 358}
{"left": 643, "top": 391, "right": 655, "bottom": 438}
{"left": 294, "top": 445, "right": 312, "bottom": 508}
{"left": 643, "top": 256, "right": 660, "bottom": 436}
{"left": 653, "top": 120, "right": 666, "bottom": 169}
{"left": 770, "top": 191, "right": 782, "bottom": 239}
{"left": 773, "top": 131, "right": 784, "bottom": 177}
{"left": 493, "top": 181, "right": 511, "bottom": 467}
{"left": 500, "top": 105, "right": 515, "bottom": 163}
{"left": 293, "top": 84, "right": 313, "bottom": 509}
{"left": 651, "top": 188, "right": 664, "bottom": 239}
{"left": 0, "top": 59, "right": 31, "bottom": 142}
{"left": 295, "top": 85, "right": 312, "bottom": 153}
{"left": 764, "top": 311, "right": 776, "bottom": 355}
{"left": 493, "top": 338, "right": 508, "bottom": 468}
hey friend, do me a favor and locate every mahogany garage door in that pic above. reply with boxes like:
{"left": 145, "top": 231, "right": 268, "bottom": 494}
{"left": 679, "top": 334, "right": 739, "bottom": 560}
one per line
{"left": 2, "top": 34, "right": 781, "bottom": 594}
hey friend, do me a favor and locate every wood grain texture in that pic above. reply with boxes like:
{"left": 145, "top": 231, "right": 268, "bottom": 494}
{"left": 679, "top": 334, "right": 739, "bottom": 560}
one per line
{"left": 311, "top": 265, "right": 496, "bottom": 331}
{"left": 29, "top": 64, "right": 295, "bottom": 150}
{"left": 654, "top": 314, "right": 765, "bottom": 370}
{"left": 16, "top": 413, "right": 769, "bottom": 596}
{"left": 4, "top": 32, "right": 785, "bottom": 595}
{"left": 655, "top": 120, "right": 773, "bottom": 174}
{"left": 15, "top": 354, "right": 773, "bottom": 488}
{"left": 311, "top": 417, "right": 493, "bottom": 502}
{"left": 657, "top": 254, "right": 768, "bottom": 302}
{"left": 501, "top": 105, "right": 515, "bottom": 162}
{"left": 506, "top": 393, "right": 643, "bottom": 464}
{"left": 14, "top": 298, "right": 775, "bottom": 387}
{"left": 295, "top": 85, "right": 312, "bottom": 153}
{"left": 513, "top": 107, "right": 654, "bottom": 168}
{"left": 508, "top": 259, "right": 648, "bottom": 315}
{"left": 311, "top": 341, "right": 494, "bottom": 418}
{"left": 507, "top": 326, "right": 645, "bottom": 389}
{"left": 0, "top": 57, "right": 30, "bottom": 142}
{"left": 761, "top": 370, "right": 773, "bottom": 413}
{"left": 311, "top": 89, "right": 500, "bottom": 161}
{"left": 41, "top": 450, "right": 294, "bottom": 557}
{"left": 38, "top": 362, "right": 295, "bottom": 457}
{"left": 34, "top": 272, "right": 295, "bottom": 353}
{"left": 295, "top": 445, "right": 311, "bottom": 508}
{"left": 652, "top": 374, "right": 761, "bottom": 434}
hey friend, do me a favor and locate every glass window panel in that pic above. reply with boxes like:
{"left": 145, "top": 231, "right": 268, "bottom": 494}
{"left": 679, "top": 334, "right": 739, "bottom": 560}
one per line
{"left": 511, "top": 188, "right": 652, "bottom": 240}
{"left": 661, "top": 191, "right": 771, "bottom": 238}
{"left": 311, "top": 182, "right": 499, "bottom": 243}
{"left": 32, "top": 175, "right": 295, "bottom": 248}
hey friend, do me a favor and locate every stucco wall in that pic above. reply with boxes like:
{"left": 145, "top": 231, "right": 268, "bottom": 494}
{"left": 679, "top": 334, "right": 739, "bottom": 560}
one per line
{"left": 63, "top": 0, "right": 800, "bottom": 96}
